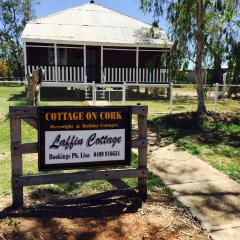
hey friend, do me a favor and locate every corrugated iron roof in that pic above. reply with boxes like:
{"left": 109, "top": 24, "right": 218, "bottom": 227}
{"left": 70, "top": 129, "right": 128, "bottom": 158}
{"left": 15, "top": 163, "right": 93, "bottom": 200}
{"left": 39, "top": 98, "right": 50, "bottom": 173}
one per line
{"left": 22, "top": 2, "right": 172, "bottom": 48}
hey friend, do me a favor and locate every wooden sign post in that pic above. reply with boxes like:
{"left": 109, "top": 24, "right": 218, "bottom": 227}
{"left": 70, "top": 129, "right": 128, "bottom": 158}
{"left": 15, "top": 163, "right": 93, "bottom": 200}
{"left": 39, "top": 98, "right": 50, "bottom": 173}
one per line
{"left": 9, "top": 105, "right": 148, "bottom": 208}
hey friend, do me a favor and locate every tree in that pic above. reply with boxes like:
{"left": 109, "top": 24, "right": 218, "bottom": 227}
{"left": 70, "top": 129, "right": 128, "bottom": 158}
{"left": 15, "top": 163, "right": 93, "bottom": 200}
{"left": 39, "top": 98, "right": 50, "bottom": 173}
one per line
{"left": 0, "top": 0, "right": 35, "bottom": 79}
{"left": 225, "top": 2, "right": 240, "bottom": 96}
{"left": 140, "top": 0, "right": 239, "bottom": 112}
{"left": 140, "top": 0, "right": 207, "bottom": 112}
{"left": 206, "top": 1, "right": 239, "bottom": 86}
{"left": 227, "top": 40, "right": 240, "bottom": 97}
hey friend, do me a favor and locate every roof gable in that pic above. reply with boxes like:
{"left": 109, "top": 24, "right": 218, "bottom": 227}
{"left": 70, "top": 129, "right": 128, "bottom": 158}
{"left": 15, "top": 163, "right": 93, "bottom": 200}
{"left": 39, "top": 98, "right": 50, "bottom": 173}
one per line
{"left": 31, "top": 3, "right": 152, "bottom": 29}
{"left": 22, "top": 2, "right": 172, "bottom": 47}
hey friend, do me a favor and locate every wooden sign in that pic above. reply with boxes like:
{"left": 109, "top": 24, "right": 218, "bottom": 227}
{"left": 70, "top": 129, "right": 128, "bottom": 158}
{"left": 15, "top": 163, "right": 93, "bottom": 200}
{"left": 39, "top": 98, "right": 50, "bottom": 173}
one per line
{"left": 9, "top": 105, "right": 148, "bottom": 208}
{"left": 38, "top": 106, "right": 132, "bottom": 170}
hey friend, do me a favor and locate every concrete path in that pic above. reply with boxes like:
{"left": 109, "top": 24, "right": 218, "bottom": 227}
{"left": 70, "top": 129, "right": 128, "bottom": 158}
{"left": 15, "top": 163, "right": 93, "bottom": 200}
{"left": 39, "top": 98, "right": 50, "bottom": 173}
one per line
{"left": 147, "top": 132, "right": 240, "bottom": 240}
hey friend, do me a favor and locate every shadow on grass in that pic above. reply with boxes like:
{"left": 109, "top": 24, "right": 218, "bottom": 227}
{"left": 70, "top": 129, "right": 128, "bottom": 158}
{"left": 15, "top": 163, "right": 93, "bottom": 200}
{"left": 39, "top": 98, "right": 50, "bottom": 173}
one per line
{"left": 148, "top": 111, "right": 240, "bottom": 149}
{"left": 8, "top": 90, "right": 26, "bottom": 101}
{"left": 4, "top": 98, "right": 28, "bottom": 120}
{"left": 0, "top": 189, "right": 142, "bottom": 219}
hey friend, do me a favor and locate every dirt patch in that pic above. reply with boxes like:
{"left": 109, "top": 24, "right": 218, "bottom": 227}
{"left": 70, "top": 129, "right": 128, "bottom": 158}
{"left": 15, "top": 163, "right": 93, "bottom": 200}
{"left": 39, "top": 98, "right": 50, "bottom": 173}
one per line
{"left": 0, "top": 191, "right": 208, "bottom": 240}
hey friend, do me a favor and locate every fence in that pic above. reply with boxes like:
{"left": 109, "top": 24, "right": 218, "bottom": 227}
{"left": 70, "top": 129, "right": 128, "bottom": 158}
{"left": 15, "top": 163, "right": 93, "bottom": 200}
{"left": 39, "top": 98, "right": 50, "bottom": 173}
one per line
{"left": 0, "top": 82, "right": 239, "bottom": 115}
{"left": 213, "top": 83, "right": 240, "bottom": 113}
{"left": 36, "top": 82, "right": 239, "bottom": 113}
{"left": 0, "top": 77, "right": 25, "bottom": 87}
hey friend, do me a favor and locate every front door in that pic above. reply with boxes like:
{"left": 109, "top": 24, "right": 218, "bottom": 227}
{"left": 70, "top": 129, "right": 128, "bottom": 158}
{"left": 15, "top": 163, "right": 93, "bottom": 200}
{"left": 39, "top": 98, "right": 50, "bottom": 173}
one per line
{"left": 86, "top": 46, "right": 101, "bottom": 83}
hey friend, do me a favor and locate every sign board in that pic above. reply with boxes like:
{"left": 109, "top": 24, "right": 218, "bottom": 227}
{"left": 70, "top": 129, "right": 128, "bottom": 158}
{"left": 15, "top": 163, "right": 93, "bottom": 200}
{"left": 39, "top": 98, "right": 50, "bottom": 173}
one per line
{"left": 38, "top": 106, "right": 132, "bottom": 170}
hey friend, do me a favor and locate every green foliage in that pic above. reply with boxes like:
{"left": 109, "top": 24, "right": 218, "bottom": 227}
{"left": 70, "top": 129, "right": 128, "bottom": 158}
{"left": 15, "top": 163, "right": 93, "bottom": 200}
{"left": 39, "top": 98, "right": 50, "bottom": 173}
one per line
{"left": 173, "top": 70, "right": 189, "bottom": 83}
{"left": 148, "top": 87, "right": 166, "bottom": 96}
{"left": 141, "top": 0, "right": 239, "bottom": 71}
{"left": 0, "top": 59, "right": 10, "bottom": 77}
{"left": 176, "top": 139, "right": 202, "bottom": 155}
{"left": 140, "top": 0, "right": 240, "bottom": 111}
{"left": 0, "top": 0, "right": 36, "bottom": 78}
{"left": 227, "top": 40, "right": 240, "bottom": 96}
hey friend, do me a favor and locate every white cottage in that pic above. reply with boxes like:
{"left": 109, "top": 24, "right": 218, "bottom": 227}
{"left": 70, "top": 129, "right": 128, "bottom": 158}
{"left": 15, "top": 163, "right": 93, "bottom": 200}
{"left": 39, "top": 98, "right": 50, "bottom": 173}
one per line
{"left": 22, "top": 1, "right": 172, "bottom": 100}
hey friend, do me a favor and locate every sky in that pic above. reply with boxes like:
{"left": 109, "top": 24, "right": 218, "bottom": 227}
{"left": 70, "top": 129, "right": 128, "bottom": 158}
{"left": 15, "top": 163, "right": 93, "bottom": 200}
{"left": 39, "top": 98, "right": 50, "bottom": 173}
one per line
{"left": 34, "top": 0, "right": 169, "bottom": 33}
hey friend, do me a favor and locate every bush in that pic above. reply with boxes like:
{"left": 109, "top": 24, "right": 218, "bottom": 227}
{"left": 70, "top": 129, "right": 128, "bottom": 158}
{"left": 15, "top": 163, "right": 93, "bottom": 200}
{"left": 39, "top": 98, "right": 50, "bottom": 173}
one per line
{"left": 0, "top": 59, "right": 9, "bottom": 77}
{"left": 149, "top": 87, "right": 166, "bottom": 97}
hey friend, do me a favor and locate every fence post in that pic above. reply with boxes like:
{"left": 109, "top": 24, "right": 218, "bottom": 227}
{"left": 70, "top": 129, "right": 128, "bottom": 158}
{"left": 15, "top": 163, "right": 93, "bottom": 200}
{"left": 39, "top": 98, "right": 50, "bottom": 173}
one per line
{"left": 214, "top": 83, "right": 219, "bottom": 113}
{"left": 37, "top": 84, "right": 41, "bottom": 104}
{"left": 222, "top": 73, "right": 227, "bottom": 100}
{"left": 138, "top": 108, "right": 148, "bottom": 201}
{"left": 10, "top": 115, "right": 23, "bottom": 208}
{"left": 169, "top": 82, "right": 173, "bottom": 114}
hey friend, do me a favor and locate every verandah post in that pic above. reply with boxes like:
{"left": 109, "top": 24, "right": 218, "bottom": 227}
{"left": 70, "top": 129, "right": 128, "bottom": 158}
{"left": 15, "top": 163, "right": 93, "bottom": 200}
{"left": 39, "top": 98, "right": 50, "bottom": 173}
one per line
{"left": 10, "top": 114, "right": 23, "bottom": 208}
{"left": 101, "top": 46, "right": 104, "bottom": 83}
{"left": 84, "top": 45, "right": 87, "bottom": 83}
{"left": 136, "top": 47, "right": 139, "bottom": 84}
{"left": 23, "top": 42, "right": 27, "bottom": 79}
{"left": 137, "top": 107, "right": 148, "bottom": 200}
{"left": 54, "top": 43, "right": 58, "bottom": 82}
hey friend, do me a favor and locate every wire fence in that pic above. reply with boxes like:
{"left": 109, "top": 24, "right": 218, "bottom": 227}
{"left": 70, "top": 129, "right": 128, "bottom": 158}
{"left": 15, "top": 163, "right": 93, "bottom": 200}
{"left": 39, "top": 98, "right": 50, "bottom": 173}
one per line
{"left": 0, "top": 77, "right": 25, "bottom": 87}
{"left": 0, "top": 81, "right": 239, "bottom": 115}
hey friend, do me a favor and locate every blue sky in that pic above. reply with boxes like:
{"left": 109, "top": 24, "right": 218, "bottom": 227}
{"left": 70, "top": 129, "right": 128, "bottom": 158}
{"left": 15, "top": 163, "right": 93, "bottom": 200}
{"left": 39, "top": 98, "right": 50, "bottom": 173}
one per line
{"left": 34, "top": 0, "right": 169, "bottom": 32}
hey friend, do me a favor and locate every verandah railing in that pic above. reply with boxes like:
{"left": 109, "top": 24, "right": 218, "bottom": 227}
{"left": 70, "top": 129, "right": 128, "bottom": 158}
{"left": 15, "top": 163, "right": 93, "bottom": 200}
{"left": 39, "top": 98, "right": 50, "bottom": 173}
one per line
{"left": 27, "top": 65, "right": 168, "bottom": 83}
{"left": 103, "top": 68, "right": 168, "bottom": 83}
{"left": 27, "top": 65, "right": 85, "bottom": 82}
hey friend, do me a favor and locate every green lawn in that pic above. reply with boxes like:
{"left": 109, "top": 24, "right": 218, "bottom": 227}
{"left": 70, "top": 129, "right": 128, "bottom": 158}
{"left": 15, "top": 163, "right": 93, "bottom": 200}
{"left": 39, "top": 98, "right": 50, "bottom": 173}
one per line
{"left": 0, "top": 87, "right": 167, "bottom": 200}
{"left": 111, "top": 97, "right": 240, "bottom": 114}
{"left": 0, "top": 86, "right": 239, "bottom": 199}
{"left": 148, "top": 112, "right": 240, "bottom": 182}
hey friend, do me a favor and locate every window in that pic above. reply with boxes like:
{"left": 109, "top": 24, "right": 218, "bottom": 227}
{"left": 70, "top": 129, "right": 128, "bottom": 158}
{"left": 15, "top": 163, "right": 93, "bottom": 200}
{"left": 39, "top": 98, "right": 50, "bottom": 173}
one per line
{"left": 57, "top": 48, "right": 67, "bottom": 65}
{"left": 48, "top": 48, "right": 54, "bottom": 65}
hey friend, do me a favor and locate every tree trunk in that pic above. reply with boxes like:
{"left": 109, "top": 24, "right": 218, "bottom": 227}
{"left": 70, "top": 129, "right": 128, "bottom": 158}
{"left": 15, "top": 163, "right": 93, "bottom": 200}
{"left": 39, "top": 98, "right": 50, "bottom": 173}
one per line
{"left": 27, "top": 70, "right": 39, "bottom": 105}
{"left": 195, "top": 0, "right": 206, "bottom": 113}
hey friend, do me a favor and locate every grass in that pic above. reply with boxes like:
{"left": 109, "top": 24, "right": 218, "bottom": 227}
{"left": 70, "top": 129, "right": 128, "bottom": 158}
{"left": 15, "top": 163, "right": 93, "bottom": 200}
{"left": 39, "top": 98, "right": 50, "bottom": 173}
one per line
{"left": 148, "top": 112, "right": 240, "bottom": 182}
{"left": 0, "top": 87, "right": 170, "bottom": 201}
{"left": 111, "top": 97, "right": 239, "bottom": 115}
{"left": 0, "top": 86, "right": 239, "bottom": 200}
